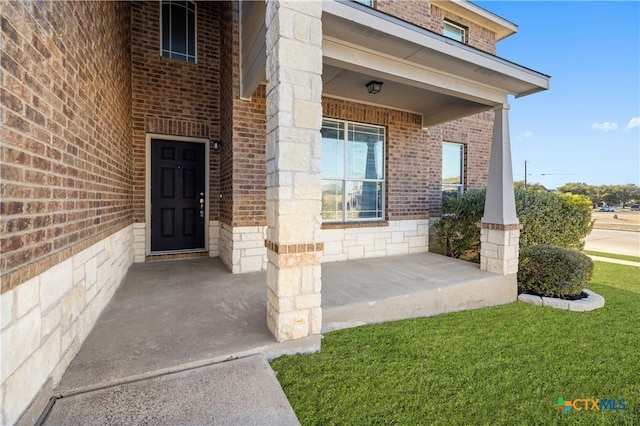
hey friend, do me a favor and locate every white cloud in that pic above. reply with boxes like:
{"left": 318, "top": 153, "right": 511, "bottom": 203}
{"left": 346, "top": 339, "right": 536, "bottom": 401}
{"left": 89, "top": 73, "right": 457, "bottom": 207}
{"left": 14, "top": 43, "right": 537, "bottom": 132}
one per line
{"left": 591, "top": 122, "right": 618, "bottom": 132}
{"left": 625, "top": 117, "right": 640, "bottom": 130}
{"left": 516, "top": 131, "right": 534, "bottom": 141}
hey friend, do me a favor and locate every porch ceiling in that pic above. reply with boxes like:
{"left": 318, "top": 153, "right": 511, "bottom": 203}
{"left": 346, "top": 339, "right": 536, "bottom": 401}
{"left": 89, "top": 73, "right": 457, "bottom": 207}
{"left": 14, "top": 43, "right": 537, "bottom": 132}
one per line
{"left": 240, "top": 0, "right": 550, "bottom": 128}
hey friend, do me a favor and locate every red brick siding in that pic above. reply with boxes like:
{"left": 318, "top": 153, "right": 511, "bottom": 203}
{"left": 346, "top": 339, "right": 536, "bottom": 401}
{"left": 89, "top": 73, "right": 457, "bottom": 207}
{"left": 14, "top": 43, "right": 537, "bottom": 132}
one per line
{"left": 229, "top": 90, "right": 267, "bottom": 227}
{"left": 130, "top": 1, "right": 221, "bottom": 223}
{"left": 430, "top": 5, "right": 496, "bottom": 54}
{"left": 375, "top": 0, "right": 432, "bottom": 29}
{"left": 1, "top": 1, "right": 133, "bottom": 292}
{"left": 322, "top": 98, "right": 493, "bottom": 218}
{"left": 219, "top": 1, "right": 235, "bottom": 226}
{"left": 220, "top": 1, "right": 267, "bottom": 228}
{"left": 427, "top": 111, "right": 494, "bottom": 213}
{"left": 374, "top": 1, "right": 497, "bottom": 54}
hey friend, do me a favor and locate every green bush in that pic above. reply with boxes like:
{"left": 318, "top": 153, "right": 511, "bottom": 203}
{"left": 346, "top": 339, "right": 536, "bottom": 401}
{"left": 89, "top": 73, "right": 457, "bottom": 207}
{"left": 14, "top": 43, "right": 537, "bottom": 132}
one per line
{"left": 434, "top": 190, "right": 485, "bottom": 261}
{"left": 518, "top": 245, "right": 594, "bottom": 297}
{"left": 516, "top": 190, "right": 594, "bottom": 251}
{"left": 434, "top": 189, "right": 594, "bottom": 260}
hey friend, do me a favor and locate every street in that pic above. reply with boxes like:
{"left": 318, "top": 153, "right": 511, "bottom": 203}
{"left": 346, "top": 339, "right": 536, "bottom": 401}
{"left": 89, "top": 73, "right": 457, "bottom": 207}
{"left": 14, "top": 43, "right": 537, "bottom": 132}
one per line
{"left": 584, "top": 229, "right": 640, "bottom": 257}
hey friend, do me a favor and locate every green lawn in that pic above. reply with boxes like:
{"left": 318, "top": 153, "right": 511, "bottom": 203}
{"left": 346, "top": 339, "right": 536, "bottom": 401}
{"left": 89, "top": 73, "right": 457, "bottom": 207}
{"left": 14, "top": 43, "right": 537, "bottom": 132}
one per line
{"left": 271, "top": 262, "right": 640, "bottom": 425}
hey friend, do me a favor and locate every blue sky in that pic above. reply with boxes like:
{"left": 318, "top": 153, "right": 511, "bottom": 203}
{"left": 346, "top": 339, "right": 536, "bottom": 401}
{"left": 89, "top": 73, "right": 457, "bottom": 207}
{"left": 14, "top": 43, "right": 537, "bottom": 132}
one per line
{"left": 475, "top": 1, "right": 640, "bottom": 189}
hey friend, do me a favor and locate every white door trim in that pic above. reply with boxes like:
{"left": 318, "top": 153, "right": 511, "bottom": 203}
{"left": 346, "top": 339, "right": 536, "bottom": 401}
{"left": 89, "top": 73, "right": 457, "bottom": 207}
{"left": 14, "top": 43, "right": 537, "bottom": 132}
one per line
{"left": 145, "top": 133, "right": 211, "bottom": 256}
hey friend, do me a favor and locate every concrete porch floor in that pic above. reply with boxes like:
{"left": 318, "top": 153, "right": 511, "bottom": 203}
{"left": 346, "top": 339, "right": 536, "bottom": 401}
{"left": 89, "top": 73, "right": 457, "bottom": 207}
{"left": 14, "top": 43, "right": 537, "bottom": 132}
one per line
{"left": 44, "top": 253, "right": 513, "bottom": 424}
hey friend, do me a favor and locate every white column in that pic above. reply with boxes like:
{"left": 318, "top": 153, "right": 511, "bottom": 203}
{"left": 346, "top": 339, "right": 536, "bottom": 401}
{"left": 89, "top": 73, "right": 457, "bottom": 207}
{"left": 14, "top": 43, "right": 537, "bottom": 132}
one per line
{"left": 264, "top": 0, "right": 323, "bottom": 342}
{"left": 480, "top": 104, "right": 521, "bottom": 277}
{"left": 482, "top": 104, "right": 518, "bottom": 226}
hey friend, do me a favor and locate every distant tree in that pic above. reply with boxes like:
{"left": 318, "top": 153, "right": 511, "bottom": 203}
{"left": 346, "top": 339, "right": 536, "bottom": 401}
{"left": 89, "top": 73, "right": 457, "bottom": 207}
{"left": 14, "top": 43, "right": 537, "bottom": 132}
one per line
{"left": 632, "top": 185, "right": 640, "bottom": 203}
{"left": 556, "top": 182, "right": 596, "bottom": 202}
{"left": 556, "top": 183, "right": 639, "bottom": 206}
{"left": 617, "top": 183, "right": 639, "bottom": 206}
{"left": 600, "top": 185, "right": 623, "bottom": 206}
{"left": 514, "top": 180, "right": 547, "bottom": 191}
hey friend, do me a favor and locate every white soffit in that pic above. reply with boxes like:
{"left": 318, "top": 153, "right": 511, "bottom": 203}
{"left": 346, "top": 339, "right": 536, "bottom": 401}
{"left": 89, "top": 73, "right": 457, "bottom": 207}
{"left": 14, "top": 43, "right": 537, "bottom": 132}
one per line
{"left": 322, "top": 0, "right": 549, "bottom": 98}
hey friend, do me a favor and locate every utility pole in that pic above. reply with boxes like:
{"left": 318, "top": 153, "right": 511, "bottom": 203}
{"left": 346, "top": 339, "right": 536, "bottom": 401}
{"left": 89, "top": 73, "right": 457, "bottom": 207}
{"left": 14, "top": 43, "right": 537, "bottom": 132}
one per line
{"left": 524, "top": 161, "right": 528, "bottom": 190}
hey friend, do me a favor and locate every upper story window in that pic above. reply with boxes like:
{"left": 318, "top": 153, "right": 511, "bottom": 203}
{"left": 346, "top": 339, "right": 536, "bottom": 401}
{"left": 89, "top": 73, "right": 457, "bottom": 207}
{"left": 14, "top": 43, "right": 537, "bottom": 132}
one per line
{"left": 161, "top": 1, "right": 197, "bottom": 63}
{"left": 353, "top": 0, "right": 374, "bottom": 6}
{"left": 442, "top": 142, "right": 465, "bottom": 197}
{"left": 443, "top": 20, "right": 466, "bottom": 43}
{"left": 322, "top": 119, "right": 385, "bottom": 222}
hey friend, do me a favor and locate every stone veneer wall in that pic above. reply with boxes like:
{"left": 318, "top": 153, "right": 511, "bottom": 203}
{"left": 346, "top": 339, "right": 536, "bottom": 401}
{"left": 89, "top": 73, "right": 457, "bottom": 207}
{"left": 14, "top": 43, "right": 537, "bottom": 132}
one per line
{"left": 1, "top": 2, "right": 134, "bottom": 424}
{"left": 219, "top": 224, "right": 267, "bottom": 273}
{"left": 1, "top": 226, "right": 134, "bottom": 425}
{"left": 208, "top": 220, "right": 220, "bottom": 257}
{"left": 322, "top": 220, "right": 429, "bottom": 263}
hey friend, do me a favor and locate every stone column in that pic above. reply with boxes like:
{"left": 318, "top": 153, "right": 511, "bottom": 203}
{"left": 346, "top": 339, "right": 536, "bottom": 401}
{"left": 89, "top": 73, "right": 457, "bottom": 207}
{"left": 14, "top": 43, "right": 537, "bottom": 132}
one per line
{"left": 264, "top": 0, "right": 323, "bottom": 342}
{"left": 479, "top": 104, "right": 522, "bottom": 276}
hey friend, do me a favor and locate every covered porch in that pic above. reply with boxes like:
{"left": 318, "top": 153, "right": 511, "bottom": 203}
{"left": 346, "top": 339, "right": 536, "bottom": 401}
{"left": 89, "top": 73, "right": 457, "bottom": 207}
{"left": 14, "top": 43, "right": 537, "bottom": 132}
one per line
{"left": 53, "top": 253, "right": 512, "bottom": 397}
{"left": 241, "top": 0, "right": 549, "bottom": 342}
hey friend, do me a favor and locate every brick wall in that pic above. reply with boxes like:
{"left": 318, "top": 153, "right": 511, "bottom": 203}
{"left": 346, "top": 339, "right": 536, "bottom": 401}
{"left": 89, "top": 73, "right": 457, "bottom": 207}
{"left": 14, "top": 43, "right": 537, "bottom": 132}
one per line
{"left": 376, "top": 0, "right": 432, "bottom": 30}
{"left": 130, "top": 1, "right": 221, "bottom": 223}
{"left": 219, "top": 1, "right": 267, "bottom": 229}
{"left": 219, "top": 1, "right": 235, "bottom": 226}
{"left": 430, "top": 5, "right": 496, "bottom": 55}
{"left": 322, "top": 97, "right": 493, "bottom": 218}
{"left": 430, "top": 110, "right": 494, "bottom": 202}
{"left": 1, "top": 1, "right": 133, "bottom": 291}
{"left": 375, "top": 0, "right": 497, "bottom": 54}
{"left": 228, "top": 88, "right": 267, "bottom": 228}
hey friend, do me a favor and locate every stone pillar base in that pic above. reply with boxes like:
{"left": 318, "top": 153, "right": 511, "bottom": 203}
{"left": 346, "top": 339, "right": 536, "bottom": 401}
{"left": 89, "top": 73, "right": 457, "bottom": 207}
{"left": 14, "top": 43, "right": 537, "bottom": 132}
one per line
{"left": 266, "top": 242, "right": 323, "bottom": 342}
{"left": 478, "top": 222, "right": 522, "bottom": 275}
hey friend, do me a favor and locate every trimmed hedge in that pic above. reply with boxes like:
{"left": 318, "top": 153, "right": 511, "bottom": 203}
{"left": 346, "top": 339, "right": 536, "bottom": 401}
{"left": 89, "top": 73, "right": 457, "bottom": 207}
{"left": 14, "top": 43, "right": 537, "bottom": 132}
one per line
{"left": 434, "top": 191, "right": 485, "bottom": 261}
{"left": 518, "top": 245, "right": 594, "bottom": 297}
{"left": 516, "top": 191, "right": 593, "bottom": 251}
{"left": 434, "top": 189, "right": 594, "bottom": 261}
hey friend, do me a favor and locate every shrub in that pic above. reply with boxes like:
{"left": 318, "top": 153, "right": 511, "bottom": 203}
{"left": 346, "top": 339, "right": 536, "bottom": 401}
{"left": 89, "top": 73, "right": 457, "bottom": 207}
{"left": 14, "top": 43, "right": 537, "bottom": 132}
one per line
{"left": 434, "top": 190, "right": 485, "bottom": 261}
{"left": 435, "top": 189, "right": 594, "bottom": 259}
{"left": 518, "top": 245, "right": 594, "bottom": 297}
{"left": 516, "top": 190, "right": 594, "bottom": 251}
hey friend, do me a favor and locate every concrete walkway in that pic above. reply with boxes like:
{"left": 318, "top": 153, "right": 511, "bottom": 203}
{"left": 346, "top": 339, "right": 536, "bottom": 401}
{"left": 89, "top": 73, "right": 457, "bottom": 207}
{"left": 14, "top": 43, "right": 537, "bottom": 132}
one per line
{"left": 588, "top": 255, "right": 640, "bottom": 267}
{"left": 42, "top": 253, "right": 507, "bottom": 424}
{"left": 44, "top": 355, "right": 300, "bottom": 426}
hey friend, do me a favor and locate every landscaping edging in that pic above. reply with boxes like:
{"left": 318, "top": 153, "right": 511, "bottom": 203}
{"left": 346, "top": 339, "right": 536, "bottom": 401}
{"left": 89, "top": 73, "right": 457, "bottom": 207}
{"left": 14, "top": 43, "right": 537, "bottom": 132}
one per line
{"left": 518, "top": 289, "right": 605, "bottom": 312}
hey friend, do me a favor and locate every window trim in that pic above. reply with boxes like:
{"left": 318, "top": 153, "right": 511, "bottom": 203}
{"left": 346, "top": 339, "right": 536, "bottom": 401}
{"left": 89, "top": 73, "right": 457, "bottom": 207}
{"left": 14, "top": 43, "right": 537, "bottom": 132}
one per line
{"left": 321, "top": 118, "right": 386, "bottom": 223}
{"left": 160, "top": 0, "right": 197, "bottom": 63}
{"left": 443, "top": 19, "right": 467, "bottom": 44}
{"left": 442, "top": 141, "right": 465, "bottom": 196}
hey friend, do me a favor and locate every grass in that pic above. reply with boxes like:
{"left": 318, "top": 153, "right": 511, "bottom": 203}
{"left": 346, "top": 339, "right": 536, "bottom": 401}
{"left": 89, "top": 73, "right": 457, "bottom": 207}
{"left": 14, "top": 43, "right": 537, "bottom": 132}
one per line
{"left": 271, "top": 262, "right": 640, "bottom": 425}
{"left": 583, "top": 250, "right": 640, "bottom": 263}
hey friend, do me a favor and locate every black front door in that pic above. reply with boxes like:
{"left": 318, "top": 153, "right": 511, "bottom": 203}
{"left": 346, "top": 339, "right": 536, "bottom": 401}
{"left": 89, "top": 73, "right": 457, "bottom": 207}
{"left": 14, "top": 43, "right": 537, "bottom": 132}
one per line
{"left": 151, "top": 139, "right": 206, "bottom": 252}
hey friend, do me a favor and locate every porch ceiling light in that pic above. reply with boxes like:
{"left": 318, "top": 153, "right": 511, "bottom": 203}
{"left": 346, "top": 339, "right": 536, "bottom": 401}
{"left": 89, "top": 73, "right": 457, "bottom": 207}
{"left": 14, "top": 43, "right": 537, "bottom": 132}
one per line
{"left": 366, "top": 80, "right": 383, "bottom": 94}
